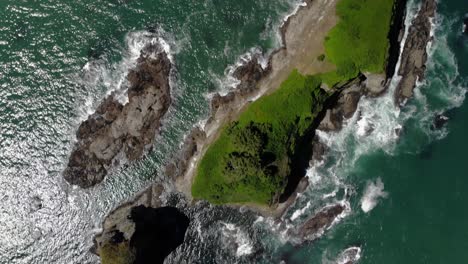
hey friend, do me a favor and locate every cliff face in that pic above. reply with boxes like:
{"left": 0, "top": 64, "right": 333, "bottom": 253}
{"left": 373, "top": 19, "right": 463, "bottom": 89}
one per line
{"left": 395, "top": 0, "right": 437, "bottom": 105}
{"left": 64, "top": 45, "right": 172, "bottom": 188}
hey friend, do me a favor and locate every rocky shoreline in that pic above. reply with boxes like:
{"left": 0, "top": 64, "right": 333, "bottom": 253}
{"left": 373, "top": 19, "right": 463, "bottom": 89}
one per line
{"left": 394, "top": 0, "right": 437, "bottom": 105}
{"left": 64, "top": 44, "right": 172, "bottom": 188}
{"left": 91, "top": 0, "right": 440, "bottom": 262}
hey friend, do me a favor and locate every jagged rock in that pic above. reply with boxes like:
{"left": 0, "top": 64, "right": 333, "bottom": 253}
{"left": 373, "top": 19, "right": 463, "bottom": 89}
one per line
{"left": 95, "top": 205, "right": 189, "bottom": 264}
{"left": 211, "top": 56, "right": 270, "bottom": 113}
{"left": 318, "top": 78, "right": 365, "bottom": 132}
{"left": 432, "top": 114, "right": 449, "bottom": 130}
{"left": 365, "top": 73, "right": 387, "bottom": 96}
{"left": 297, "top": 203, "right": 345, "bottom": 241}
{"left": 64, "top": 44, "right": 172, "bottom": 188}
{"left": 395, "top": 0, "right": 436, "bottom": 105}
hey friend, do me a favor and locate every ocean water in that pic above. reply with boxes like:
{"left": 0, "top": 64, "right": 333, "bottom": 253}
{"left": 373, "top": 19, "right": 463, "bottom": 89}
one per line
{"left": 0, "top": 0, "right": 467, "bottom": 263}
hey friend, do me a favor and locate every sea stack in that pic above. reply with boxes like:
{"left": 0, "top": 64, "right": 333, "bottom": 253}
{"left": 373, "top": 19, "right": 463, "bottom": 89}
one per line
{"left": 64, "top": 43, "right": 172, "bottom": 188}
{"left": 394, "top": 0, "right": 437, "bottom": 105}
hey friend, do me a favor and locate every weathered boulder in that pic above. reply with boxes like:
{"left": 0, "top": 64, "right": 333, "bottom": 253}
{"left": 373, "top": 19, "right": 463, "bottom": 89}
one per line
{"left": 64, "top": 44, "right": 172, "bottom": 188}
{"left": 296, "top": 203, "right": 346, "bottom": 241}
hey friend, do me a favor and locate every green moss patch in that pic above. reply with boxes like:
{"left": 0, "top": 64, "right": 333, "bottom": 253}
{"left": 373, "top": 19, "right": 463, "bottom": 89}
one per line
{"left": 99, "top": 242, "right": 135, "bottom": 264}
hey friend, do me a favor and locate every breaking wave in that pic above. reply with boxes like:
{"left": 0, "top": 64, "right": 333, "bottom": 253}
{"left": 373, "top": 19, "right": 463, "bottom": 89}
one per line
{"left": 77, "top": 29, "right": 176, "bottom": 121}
{"left": 360, "top": 178, "right": 388, "bottom": 213}
{"left": 220, "top": 222, "right": 254, "bottom": 257}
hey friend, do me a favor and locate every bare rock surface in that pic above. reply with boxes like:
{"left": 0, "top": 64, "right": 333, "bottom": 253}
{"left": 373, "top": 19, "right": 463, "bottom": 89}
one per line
{"left": 64, "top": 44, "right": 172, "bottom": 188}
{"left": 395, "top": 0, "right": 436, "bottom": 105}
{"left": 296, "top": 203, "right": 346, "bottom": 241}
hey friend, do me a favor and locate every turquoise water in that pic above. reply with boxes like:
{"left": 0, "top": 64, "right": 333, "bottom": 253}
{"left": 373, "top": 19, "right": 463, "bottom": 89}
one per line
{"left": 0, "top": 0, "right": 467, "bottom": 263}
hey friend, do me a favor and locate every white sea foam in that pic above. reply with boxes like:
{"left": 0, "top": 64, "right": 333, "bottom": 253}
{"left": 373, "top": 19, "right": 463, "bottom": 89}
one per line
{"left": 211, "top": 47, "right": 269, "bottom": 97}
{"left": 290, "top": 201, "right": 311, "bottom": 221}
{"left": 335, "top": 246, "right": 362, "bottom": 264}
{"left": 360, "top": 178, "right": 388, "bottom": 213}
{"left": 78, "top": 29, "right": 176, "bottom": 121}
{"left": 220, "top": 223, "right": 254, "bottom": 257}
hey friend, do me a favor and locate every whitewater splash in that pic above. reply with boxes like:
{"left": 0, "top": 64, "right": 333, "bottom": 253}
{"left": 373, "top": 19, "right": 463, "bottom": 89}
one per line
{"left": 78, "top": 29, "right": 176, "bottom": 120}
{"left": 360, "top": 178, "right": 388, "bottom": 213}
{"left": 209, "top": 0, "right": 308, "bottom": 98}
{"left": 212, "top": 47, "right": 269, "bottom": 97}
{"left": 220, "top": 222, "right": 254, "bottom": 257}
{"left": 335, "top": 246, "right": 362, "bottom": 264}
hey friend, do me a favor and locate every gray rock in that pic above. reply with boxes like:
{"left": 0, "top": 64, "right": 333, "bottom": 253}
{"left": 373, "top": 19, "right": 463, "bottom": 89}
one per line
{"left": 394, "top": 0, "right": 437, "bottom": 105}
{"left": 64, "top": 44, "right": 172, "bottom": 188}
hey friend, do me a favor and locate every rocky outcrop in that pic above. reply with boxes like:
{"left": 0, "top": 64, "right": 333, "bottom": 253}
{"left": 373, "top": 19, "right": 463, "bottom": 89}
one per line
{"left": 318, "top": 75, "right": 366, "bottom": 132}
{"left": 210, "top": 56, "right": 271, "bottom": 119}
{"left": 95, "top": 204, "right": 189, "bottom": 264}
{"left": 296, "top": 203, "right": 346, "bottom": 241}
{"left": 64, "top": 44, "right": 172, "bottom": 188}
{"left": 395, "top": 0, "right": 437, "bottom": 105}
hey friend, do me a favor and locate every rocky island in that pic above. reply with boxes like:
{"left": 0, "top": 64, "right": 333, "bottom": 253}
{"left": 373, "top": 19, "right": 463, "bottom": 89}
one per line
{"left": 64, "top": 44, "right": 172, "bottom": 188}
{"left": 65, "top": 0, "right": 438, "bottom": 262}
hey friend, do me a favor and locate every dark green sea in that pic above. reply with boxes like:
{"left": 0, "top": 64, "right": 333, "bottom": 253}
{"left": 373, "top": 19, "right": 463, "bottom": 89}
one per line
{"left": 0, "top": 0, "right": 467, "bottom": 263}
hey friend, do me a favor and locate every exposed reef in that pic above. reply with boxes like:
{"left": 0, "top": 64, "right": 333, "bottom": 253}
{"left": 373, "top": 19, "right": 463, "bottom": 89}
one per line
{"left": 295, "top": 203, "right": 347, "bottom": 242}
{"left": 394, "top": 0, "right": 437, "bottom": 105}
{"left": 64, "top": 44, "right": 172, "bottom": 188}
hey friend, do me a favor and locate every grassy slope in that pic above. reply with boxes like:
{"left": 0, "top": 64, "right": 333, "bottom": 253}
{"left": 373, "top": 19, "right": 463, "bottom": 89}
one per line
{"left": 192, "top": 0, "right": 395, "bottom": 205}
{"left": 192, "top": 71, "right": 327, "bottom": 204}
{"left": 322, "top": 0, "right": 395, "bottom": 86}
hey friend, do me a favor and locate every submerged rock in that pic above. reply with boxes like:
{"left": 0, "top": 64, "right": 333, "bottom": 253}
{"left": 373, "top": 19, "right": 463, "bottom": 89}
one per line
{"left": 395, "top": 0, "right": 437, "bottom": 105}
{"left": 95, "top": 204, "right": 189, "bottom": 264}
{"left": 432, "top": 114, "right": 449, "bottom": 130}
{"left": 64, "top": 44, "right": 172, "bottom": 188}
{"left": 335, "top": 246, "right": 362, "bottom": 264}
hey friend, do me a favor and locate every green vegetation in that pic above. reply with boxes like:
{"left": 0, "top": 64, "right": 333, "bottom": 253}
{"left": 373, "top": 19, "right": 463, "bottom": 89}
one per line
{"left": 324, "top": 0, "right": 395, "bottom": 86}
{"left": 99, "top": 242, "right": 135, "bottom": 264}
{"left": 192, "top": 0, "right": 396, "bottom": 205}
{"left": 192, "top": 70, "right": 328, "bottom": 204}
